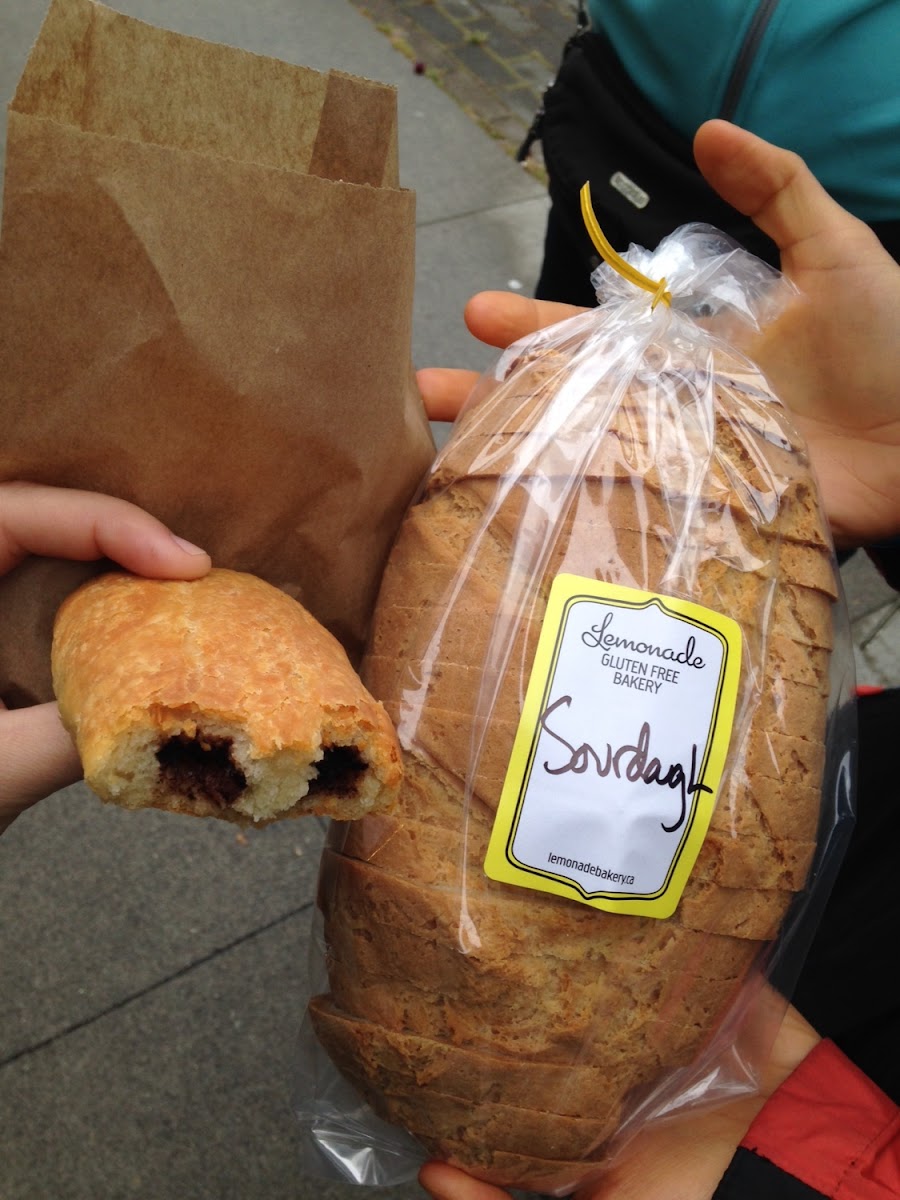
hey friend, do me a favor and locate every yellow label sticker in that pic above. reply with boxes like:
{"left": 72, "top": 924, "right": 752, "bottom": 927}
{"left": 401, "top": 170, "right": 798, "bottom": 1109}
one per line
{"left": 484, "top": 575, "right": 742, "bottom": 918}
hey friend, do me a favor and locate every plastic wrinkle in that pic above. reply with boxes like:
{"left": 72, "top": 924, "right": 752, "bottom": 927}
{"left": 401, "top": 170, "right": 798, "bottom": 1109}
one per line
{"left": 295, "top": 224, "right": 857, "bottom": 1194}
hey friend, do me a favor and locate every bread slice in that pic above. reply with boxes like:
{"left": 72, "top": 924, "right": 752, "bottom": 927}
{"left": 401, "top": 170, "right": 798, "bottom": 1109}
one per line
{"left": 308, "top": 993, "right": 637, "bottom": 1118}
{"left": 332, "top": 810, "right": 814, "bottom": 894}
{"left": 318, "top": 849, "right": 762, "bottom": 1056}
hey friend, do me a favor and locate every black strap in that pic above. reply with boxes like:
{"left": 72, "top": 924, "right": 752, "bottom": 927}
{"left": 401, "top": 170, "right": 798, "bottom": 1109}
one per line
{"left": 516, "top": 2, "right": 589, "bottom": 162}
{"left": 583, "top": 0, "right": 781, "bottom": 120}
{"left": 719, "top": 0, "right": 781, "bottom": 119}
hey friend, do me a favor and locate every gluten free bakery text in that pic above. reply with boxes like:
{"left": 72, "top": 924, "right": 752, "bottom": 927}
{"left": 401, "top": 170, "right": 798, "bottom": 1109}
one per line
{"left": 583, "top": 611, "right": 704, "bottom": 694}
{"left": 582, "top": 611, "right": 706, "bottom": 667}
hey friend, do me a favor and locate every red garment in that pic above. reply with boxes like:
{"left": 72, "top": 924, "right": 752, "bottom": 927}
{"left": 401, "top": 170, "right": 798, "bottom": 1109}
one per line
{"left": 742, "top": 1039, "right": 900, "bottom": 1197}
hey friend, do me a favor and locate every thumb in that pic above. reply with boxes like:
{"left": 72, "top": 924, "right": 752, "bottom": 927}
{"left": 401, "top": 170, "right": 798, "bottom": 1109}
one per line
{"left": 419, "top": 1162, "right": 511, "bottom": 1200}
{"left": 692, "top": 119, "right": 878, "bottom": 273}
{"left": 0, "top": 701, "right": 81, "bottom": 830}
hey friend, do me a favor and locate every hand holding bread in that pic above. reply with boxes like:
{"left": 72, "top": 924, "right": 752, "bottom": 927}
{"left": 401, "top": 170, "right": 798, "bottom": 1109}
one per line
{"left": 313, "top": 313, "right": 838, "bottom": 1188}
{"left": 418, "top": 990, "right": 822, "bottom": 1200}
{"left": 398, "top": 118, "right": 897, "bottom": 1196}
{"left": 419, "top": 120, "right": 900, "bottom": 550}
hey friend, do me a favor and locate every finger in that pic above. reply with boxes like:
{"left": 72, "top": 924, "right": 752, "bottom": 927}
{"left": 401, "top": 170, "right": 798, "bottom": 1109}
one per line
{"left": 464, "top": 291, "right": 584, "bottom": 349}
{"left": 0, "top": 481, "right": 211, "bottom": 577}
{"left": 418, "top": 1162, "right": 510, "bottom": 1200}
{"left": 417, "top": 367, "right": 481, "bottom": 423}
{"left": 0, "top": 701, "right": 81, "bottom": 828}
{"left": 418, "top": 291, "right": 584, "bottom": 422}
{"left": 692, "top": 120, "right": 877, "bottom": 271}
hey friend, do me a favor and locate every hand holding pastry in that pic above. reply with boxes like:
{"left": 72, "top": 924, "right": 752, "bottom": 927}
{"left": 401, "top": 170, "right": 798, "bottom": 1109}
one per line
{"left": 0, "top": 481, "right": 210, "bottom": 835}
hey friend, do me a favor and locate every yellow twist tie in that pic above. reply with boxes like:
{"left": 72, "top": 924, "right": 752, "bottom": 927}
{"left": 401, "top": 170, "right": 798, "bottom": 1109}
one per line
{"left": 579, "top": 182, "right": 672, "bottom": 309}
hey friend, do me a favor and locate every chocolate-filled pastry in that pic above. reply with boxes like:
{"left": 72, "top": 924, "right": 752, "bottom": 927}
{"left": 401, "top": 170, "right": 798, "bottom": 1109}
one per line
{"left": 51, "top": 568, "right": 402, "bottom": 824}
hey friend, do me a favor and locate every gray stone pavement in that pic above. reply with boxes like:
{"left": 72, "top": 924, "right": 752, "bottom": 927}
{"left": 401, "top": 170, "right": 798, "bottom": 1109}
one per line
{"left": 1, "top": 1, "right": 898, "bottom": 1199}
{"left": 343, "top": 0, "right": 579, "bottom": 172}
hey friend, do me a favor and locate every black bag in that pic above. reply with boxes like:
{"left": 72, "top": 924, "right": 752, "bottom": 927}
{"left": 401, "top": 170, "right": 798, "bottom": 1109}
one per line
{"left": 522, "top": 22, "right": 779, "bottom": 306}
{"left": 524, "top": 5, "right": 900, "bottom": 307}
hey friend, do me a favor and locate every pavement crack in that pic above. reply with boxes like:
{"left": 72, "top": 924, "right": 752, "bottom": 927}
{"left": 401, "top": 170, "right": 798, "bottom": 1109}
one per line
{"left": 0, "top": 902, "right": 313, "bottom": 1070}
{"left": 416, "top": 195, "right": 545, "bottom": 230}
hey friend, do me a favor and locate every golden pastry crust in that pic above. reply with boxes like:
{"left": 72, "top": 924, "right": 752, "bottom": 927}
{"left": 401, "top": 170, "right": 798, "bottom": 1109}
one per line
{"left": 51, "top": 568, "right": 402, "bottom": 824}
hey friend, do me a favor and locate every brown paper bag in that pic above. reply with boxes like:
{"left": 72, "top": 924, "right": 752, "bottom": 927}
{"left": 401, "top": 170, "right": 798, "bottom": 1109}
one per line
{"left": 0, "top": 0, "right": 435, "bottom": 705}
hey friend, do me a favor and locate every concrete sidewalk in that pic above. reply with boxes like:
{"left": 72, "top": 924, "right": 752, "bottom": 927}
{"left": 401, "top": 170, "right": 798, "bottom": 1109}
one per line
{"left": 1, "top": 2, "right": 898, "bottom": 1199}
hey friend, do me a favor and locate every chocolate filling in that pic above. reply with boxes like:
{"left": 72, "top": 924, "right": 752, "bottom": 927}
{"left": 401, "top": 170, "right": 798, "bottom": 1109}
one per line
{"left": 310, "top": 744, "right": 367, "bottom": 798}
{"left": 156, "top": 732, "right": 247, "bottom": 808}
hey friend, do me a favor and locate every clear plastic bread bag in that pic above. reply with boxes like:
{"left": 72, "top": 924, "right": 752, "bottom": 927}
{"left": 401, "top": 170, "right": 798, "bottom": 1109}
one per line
{"left": 294, "top": 204, "right": 857, "bottom": 1195}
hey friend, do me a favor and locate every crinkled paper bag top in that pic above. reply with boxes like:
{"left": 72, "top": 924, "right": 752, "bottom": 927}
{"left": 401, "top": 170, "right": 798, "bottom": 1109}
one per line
{"left": 0, "top": 0, "right": 435, "bottom": 705}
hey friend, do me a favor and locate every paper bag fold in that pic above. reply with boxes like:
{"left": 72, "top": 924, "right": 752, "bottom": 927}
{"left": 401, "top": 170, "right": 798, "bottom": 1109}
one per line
{"left": 0, "top": 0, "right": 434, "bottom": 705}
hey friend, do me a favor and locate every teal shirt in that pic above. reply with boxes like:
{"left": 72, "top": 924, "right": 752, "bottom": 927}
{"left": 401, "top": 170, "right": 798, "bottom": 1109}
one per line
{"left": 585, "top": 0, "right": 900, "bottom": 220}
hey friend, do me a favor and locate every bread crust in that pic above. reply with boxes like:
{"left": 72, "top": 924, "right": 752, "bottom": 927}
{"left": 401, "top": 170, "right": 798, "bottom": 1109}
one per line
{"left": 311, "top": 344, "right": 836, "bottom": 1185}
{"left": 52, "top": 568, "right": 401, "bottom": 823}
{"left": 308, "top": 993, "right": 637, "bottom": 1118}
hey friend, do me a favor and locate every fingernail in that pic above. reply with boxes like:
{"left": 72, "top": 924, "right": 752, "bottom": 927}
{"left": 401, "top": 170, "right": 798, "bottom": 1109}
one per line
{"left": 170, "top": 533, "right": 208, "bottom": 556}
